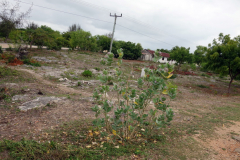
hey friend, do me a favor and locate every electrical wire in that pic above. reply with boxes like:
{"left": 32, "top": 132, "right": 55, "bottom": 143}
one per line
{"left": 68, "top": 0, "right": 198, "bottom": 46}
{"left": 117, "top": 24, "right": 174, "bottom": 46}
{"left": 17, "top": 0, "right": 113, "bottom": 24}
{"left": 17, "top": 0, "right": 175, "bottom": 46}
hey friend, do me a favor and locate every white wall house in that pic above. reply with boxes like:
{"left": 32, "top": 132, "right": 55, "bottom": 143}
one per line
{"left": 141, "top": 49, "right": 176, "bottom": 64}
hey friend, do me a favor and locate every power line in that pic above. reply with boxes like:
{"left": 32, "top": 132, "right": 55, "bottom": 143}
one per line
{"left": 68, "top": 0, "right": 198, "bottom": 46}
{"left": 117, "top": 24, "right": 174, "bottom": 46}
{"left": 17, "top": 0, "right": 175, "bottom": 46}
{"left": 17, "top": 0, "right": 112, "bottom": 24}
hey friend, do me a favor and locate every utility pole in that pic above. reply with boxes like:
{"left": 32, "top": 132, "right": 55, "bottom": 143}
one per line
{"left": 109, "top": 13, "right": 122, "bottom": 53}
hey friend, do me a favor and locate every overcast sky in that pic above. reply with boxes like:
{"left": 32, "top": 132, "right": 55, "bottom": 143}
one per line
{"left": 7, "top": 0, "right": 240, "bottom": 52}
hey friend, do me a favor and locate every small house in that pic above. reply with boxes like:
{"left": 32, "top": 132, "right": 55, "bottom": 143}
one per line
{"left": 141, "top": 49, "right": 155, "bottom": 61}
{"left": 158, "top": 52, "right": 170, "bottom": 63}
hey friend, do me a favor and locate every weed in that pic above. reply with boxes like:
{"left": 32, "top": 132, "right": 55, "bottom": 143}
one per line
{"left": 94, "top": 67, "right": 101, "bottom": 71}
{"left": 82, "top": 70, "right": 93, "bottom": 77}
{"left": 77, "top": 81, "right": 82, "bottom": 86}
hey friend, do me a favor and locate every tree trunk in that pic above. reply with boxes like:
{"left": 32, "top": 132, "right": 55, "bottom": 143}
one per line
{"left": 228, "top": 78, "right": 233, "bottom": 93}
{"left": 30, "top": 41, "right": 33, "bottom": 50}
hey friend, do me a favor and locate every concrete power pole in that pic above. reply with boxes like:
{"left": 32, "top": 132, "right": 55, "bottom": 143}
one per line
{"left": 109, "top": 13, "right": 122, "bottom": 53}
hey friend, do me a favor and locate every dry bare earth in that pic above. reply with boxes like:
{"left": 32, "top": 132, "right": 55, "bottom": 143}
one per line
{"left": 0, "top": 50, "right": 240, "bottom": 159}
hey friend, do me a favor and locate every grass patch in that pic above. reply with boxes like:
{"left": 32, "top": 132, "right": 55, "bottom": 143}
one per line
{"left": 0, "top": 66, "right": 34, "bottom": 84}
{"left": 78, "top": 52, "right": 90, "bottom": 55}
{"left": 0, "top": 119, "right": 209, "bottom": 160}
{"left": 201, "top": 73, "right": 211, "bottom": 78}
{"left": 0, "top": 66, "right": 18, "bottom": 77}
{"left": 196, "top": 84, "right": 209, "bottom": 88}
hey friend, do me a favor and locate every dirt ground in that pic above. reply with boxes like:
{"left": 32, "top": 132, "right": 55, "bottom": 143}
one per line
{"left": 1, "top": 50, "right": 240, "bottom": 159}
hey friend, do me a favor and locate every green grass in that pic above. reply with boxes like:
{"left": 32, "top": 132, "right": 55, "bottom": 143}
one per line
{"left": 0, "top": 66, "right": 35, "bottom": 84}
{"left": 196, "top": 84, "right": 209, "bottom": 88}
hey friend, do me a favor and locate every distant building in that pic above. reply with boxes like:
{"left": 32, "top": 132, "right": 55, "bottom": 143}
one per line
{"left": 141, "top": 49, "right": 155, "bottom": 61}
{"left": 141, "top": 49, "right": 176, "bottom": 64}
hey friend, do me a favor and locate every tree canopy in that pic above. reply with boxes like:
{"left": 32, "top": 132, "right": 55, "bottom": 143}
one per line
{"left": 0, "top": 0, "right": 32, "bottom": 41}
{"left": 170, "top": 46, "right": 191, "bottom": 65}
{"left": 193, "top": 45, "right": 207, "bottom": 67}
{"left": 68, "top": 24, "right": 81, "bottom": 32}
{"left": 206, "top": 33, "right": 240, "bottom": 93}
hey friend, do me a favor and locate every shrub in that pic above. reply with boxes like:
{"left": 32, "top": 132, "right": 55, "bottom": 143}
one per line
{"left": 3, "top": 54, "right": 15, "bottom": 63}
{"left": 77, "top": 81, "right": 82, "bottom": 86}
{"left": 91, "top": 49, "right": 177, "bottom": 144}
{"left": 181, "top": 63, "right": 190, "bottom": 72}
{"left": 82, "top": 70, "right": 92, "bottom": 77}
{"left": 6, "top": 46, "right": 13, "bottom": 51}
{"left": 190, "top": 63, "right": 197, "bottom": 71}
{"left": 23, "top": 59, "right": 41, "bottom": 67}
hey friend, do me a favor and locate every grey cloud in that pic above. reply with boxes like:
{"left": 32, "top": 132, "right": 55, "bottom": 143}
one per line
{"left": 7, "top": 0, "right": 240, "bottom": 52}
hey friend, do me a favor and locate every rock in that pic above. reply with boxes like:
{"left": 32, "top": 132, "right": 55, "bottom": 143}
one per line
{"left": 59, "top": 78, "right": 69, "bottom": 82}
{"left": 234, "top": 148, "right": 240, "bottom": 153}
{"left": 141, "top": 68, "right": 145, "bottom": 77}
{"left": 59, "top": 78, "right": 65, "bottom": 82}
{"left": 4, "top": 83, "right": 18, "bottom": 88}
{"left": 232, "top": 136, "right": 240, "bottom": 142}
{"left": 210, "top": 79, "right": 216, "bottom": 83}
{"left": 89, "top": 69, "right": 99, "bottom": 74}
{"left": 32, "top": 56, "right": 57, "bottom": 63}
{"left": 18, "top": 96, "right": 62, "bottom": 111}
{"left": 12, "top": 95, "right": 29, "bottom": 101}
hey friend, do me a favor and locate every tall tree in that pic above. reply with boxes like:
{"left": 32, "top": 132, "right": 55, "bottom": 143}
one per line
{"left": 206, "top": 33, "right": 240, "bottom": 93}
{"left": 170, "top": 46, "right": 191, "bottom": 65}
{"left": 25, "top": 22, "right": 39, "bottom": 49}
{"left": 194, "top": 45, "right": 207, "bottom": 67}
{"left": 157, "top": 48, "right": 171, "bottom": 53}
{"left": 0, "top": 0, "right": 32, "bottom": 41}
{"left": 68, "top": 24, "right": 81, "bottom": 32}
{"left": 70, "top": 30, "right": 96, "bottom": 51}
